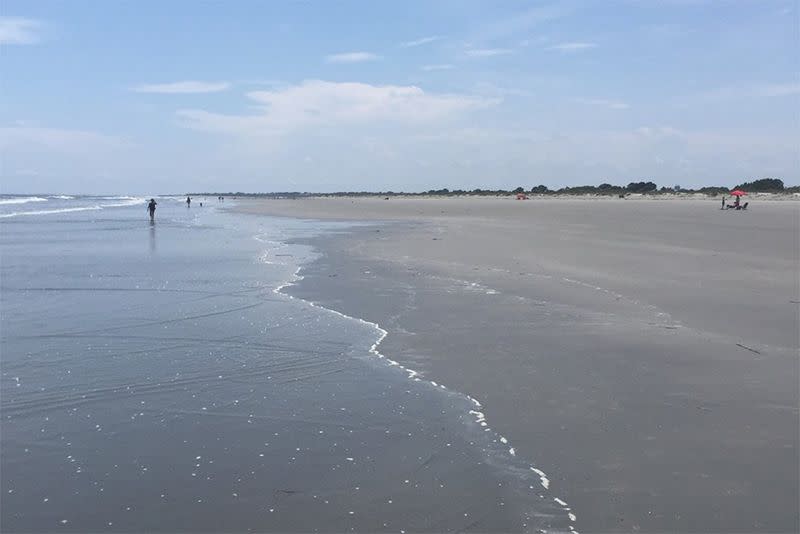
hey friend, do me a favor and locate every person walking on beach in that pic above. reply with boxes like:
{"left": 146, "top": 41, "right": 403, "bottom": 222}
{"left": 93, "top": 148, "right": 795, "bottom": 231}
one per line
{"left": 147, "top": 198, "right": 157, "bottom": 221}
{"left": 186, "top": 196, "right": 191, "bottom": 207}
{"left": 721, "top": 196, "right": 726, "bottom": 209}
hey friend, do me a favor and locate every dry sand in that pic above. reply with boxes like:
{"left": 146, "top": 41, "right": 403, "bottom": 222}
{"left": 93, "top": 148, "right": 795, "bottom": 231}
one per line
{"left": 237, "top": 196, "right": 799, "bottom": 532}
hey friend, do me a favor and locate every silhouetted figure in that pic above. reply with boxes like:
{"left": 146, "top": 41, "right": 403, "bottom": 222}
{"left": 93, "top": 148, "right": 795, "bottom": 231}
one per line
{"left": 147, "top": 198, "right": 157, "bottom": 221}
{"left": 186, "top": 196, "right": 191, "bottom": 207}
{"left": 721, "top": 196, "right": 726, "bottom": 209}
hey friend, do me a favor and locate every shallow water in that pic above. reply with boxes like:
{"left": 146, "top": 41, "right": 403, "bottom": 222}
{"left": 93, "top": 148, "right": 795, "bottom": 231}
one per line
{"left": 1, "top": 198, "right": 570, "bottom": 532}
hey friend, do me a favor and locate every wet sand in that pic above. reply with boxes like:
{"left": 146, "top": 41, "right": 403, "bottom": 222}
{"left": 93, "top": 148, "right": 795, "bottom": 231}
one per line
{"left": 237, "top": 197, "right": 800, "bottom": 532}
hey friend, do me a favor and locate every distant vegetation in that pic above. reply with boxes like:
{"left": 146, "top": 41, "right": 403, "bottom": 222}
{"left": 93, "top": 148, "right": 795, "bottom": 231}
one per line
{"left": 733, "top": 178, "right": 785, "bottom": 192}
{"left": 194, "top": 177, "right": 798, "bottom": 198}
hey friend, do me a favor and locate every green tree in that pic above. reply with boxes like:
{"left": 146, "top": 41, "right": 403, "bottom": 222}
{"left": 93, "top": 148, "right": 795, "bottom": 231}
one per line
{"left": 734, "top": 178, "right": 784, "bottom": 191}
{"left": 627, "top": 181, "right": 657, "bottom": 193}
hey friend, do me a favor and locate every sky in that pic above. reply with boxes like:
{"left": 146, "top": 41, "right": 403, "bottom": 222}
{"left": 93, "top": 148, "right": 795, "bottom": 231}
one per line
{"left": 1, "top": 0, "right": 798, "bottom": 194}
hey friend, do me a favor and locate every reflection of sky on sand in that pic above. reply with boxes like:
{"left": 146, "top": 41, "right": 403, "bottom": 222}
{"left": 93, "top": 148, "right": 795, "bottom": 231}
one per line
{"left": 1, "top": 203, "right": 570, "bottom": 533}
{"left": 149, "top": 220, "right": 156, "bottom": 252}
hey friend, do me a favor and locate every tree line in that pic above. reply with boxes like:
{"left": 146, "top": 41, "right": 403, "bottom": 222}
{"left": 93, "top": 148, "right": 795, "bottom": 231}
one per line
{"left": 194, "top": 178, "right": 795, "bottom": 198}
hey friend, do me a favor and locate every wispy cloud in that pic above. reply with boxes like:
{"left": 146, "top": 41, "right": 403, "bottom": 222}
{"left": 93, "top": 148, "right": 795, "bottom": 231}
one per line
{"left": 0, "top": 17, "right": 42, "bottom": 45}
{"left": 546, "top": 42, "right": 597, "bottom": 51}
{"left": 474, "top": 82, "right": 534, "bottom": 98}
{"left": 422, "top": 64, "right": 455, "bottom": 71}
{"left": 325, "top": 52, "right": 381, "bottom": 63}
{"left": 0, "top": 124, "right": 137, "bottom": 193}
{"left": 0, "top": 125, "right": 129, "bottom": 151}
{"left": 133, "top": 81, "right": 231, "bottom": 94}
{"left": 466, "top": 48, "right": 513, "bottom": 58}
{"left": 575, "top": 98, "right": 629, "bottom": 110}
{"left": 400, "top": 35, "right": 443, "bottom": 48}
{"left": 519, "top": 36, "right": 549, "bottom": 47}
{"left": 700, "top": 81, "right": 800, "bottom": 100}
{"left": 476, "top": 3, "right": 574, "bottom": 42}
{"left": 753, "top": 82, "right": 800, "bottom": 97}
{"left": 237, "top": 79, "right": 288, "bottom": 88}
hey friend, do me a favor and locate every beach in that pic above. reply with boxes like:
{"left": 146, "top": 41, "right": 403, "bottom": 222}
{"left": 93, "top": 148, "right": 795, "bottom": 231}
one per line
{"left": 236, "top": 196, "right": 800, "bottom": 532}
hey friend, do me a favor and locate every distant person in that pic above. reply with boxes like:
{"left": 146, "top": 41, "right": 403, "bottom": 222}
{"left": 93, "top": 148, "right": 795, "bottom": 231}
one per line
{"left": 721, "top": 196, "right": 726, "bottom": 209}
{"left": 733, "top": 196, "right": 740, "bottom": 209}
{"left": 147, "top": 198, "right": 157, "bottom": 221}
{"left": 186, "top": 196, "right": 191, "bottom": 207}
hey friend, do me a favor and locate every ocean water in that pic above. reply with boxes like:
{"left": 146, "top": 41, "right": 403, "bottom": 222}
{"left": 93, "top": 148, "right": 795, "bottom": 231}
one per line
{"left": 1, "top": 196, "right": 571, "bottom": 532}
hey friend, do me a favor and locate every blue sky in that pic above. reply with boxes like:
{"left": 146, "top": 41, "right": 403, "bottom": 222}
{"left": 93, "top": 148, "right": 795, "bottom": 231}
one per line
{"left": 1, "top": 0, "right": 797, "bottom": 194}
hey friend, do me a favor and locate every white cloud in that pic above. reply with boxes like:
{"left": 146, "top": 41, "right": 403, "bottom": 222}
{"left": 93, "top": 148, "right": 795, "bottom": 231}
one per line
{"left": 400, "top": 36, "right": 443, "bottom": 48}
{"left": 133, "top": 81, "right": 231, "bottom": 94}
{"left": 325, "top": 52, "right": 381, "bottom": 63}
{"left": 575, "top": 98, "right": 630, "bottom": 109}
{"left": 0, "top": 17, "right": 42, "bottom": 45}
{"left": 177, "top": 80, "right": 498, "bottom": 135}
{"left": 546, "top": 42, "right": 597, "bottom": 51}
{"left": 466, "top": 48, "right": 513, "bottom": 57}
{"left": 422, "top": 64, "right": 455, "bottom": 71}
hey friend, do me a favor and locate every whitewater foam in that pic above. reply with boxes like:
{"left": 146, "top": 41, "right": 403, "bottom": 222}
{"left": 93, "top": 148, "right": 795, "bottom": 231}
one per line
{"left": 0, "top": 197, "right": 145, "bottom": 218}
{"left": 0, "top": 197, "right": 47, "bottom": 206}
{"left": 99, "top": 197, "right": 146, "bottom": 208}
{"left": 0, "top": 206, "right": 103, "bottom": 218}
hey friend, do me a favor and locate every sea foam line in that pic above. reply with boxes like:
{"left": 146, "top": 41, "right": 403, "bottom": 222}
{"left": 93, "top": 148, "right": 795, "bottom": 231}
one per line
{"left": 0, "top": 198, "right": 146, "bottom": 218}
{"left": 270, "top": 262, "right": 577, "bottom": 532}
{"left": 0, "top": 196, "right": 47, "bottom": 205}
{"left": 0, "top": 206, "right": 103, "bottom": 218}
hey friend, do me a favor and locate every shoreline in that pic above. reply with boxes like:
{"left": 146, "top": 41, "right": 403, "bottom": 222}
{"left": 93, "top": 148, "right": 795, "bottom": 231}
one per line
{"left": 270, "top": 242, "right": 577, "bottom": 532}
{"left": 236, "top": 197, "right": 799, "bottom": 532}
{"left": 3, "top": 204, "right": 578, "bottom": 533}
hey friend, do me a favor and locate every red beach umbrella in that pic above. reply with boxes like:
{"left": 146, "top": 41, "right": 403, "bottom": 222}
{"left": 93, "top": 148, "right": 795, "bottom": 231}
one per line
{"left": 729, "top": 190, "right": 746, "bottom": 196}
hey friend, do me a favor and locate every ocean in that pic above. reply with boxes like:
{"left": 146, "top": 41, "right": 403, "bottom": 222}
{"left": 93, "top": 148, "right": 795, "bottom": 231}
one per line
{"left": 0, "top": 196, "right": 571, "bottom": 532}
